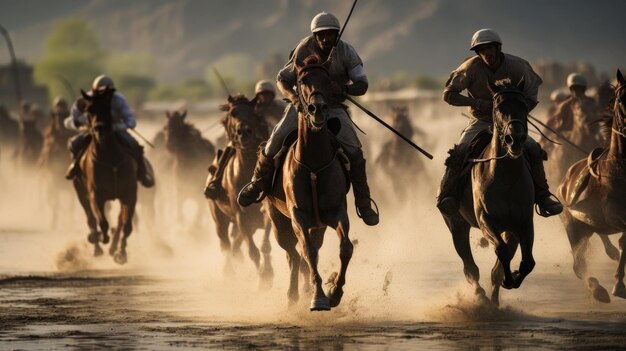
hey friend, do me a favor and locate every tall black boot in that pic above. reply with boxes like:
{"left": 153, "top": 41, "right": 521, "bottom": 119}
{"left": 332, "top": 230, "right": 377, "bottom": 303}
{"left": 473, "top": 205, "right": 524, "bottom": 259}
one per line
{"left": 134, "top": 147, "right": 154, "bottom": 188}
{"left": 65, "top": 133, "right": 91, "bottom": 180}
{"left": 237, "top": 149, "right": 275, "bottom": 207}
{"left": 348, "top": 149, "right": 379, "bottom": 226}
{"left": 436, "top": 144, "right": 469, "bottom": 216}
{"left": 204, "top": 147, "right": 234, "bottom": 199}
{"left": 526, "top": 143, "right": 562, "bottom": 217}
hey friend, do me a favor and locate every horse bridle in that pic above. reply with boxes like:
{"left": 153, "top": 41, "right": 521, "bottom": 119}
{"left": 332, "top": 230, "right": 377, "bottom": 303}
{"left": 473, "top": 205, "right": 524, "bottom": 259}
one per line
{"left": 613, "top": 85, "right": 626, "bottom": 137}
{"left": 492, "top": 89, "right": 528, "bottom": 146}
{"left": 296, "top": 63, "right": 330, "bottom": 126}
{"left": 225, "top": 103, "right": 262, "bottom": 150}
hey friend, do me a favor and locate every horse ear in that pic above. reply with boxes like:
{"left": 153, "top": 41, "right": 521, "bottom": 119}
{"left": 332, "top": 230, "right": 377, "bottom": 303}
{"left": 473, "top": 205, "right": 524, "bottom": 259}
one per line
{"left": 219, "top": 103, "right": 230, "bottom": 112}
{"left": 487, "top": 80, "right": 499, "bottom": 95}
{"left": 516, "top": 76, "right": 525, "bottom": 92}
{"left": 80, "top": 89, "right": 91, "bottom": 101}
{"left": 181, "top": 110, "right": 187, "bottom": 119}
{"left": 166, "top": 110, "right": 171, "bottom": 119}
{"left": 617, "top": 69, "right": 625, "bottom": 85}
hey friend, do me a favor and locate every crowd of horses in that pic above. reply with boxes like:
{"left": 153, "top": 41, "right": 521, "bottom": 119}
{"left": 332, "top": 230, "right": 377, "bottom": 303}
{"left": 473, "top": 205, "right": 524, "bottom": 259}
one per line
{"left": 0, "top": 63, "right": 624, "bottom": 311}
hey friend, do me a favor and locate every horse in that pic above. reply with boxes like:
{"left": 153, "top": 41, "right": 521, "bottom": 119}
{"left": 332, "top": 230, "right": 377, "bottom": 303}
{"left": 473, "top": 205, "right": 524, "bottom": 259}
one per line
{"left": 374, "top": 105, "right": 430, "bottom": 205}
{"left": 205, "top": 95, "right": 273, "bottom": 286}
{"left": 39, "top": 108, "right": 76, "bottom": 228}
{"left": 163, "top": 110, "right": 215, "bottom": 230}
{"left": 0, "top": 104, "right": 19, "bottom": 150}
{"left": 14, "top": 117, "right": 43, "bottom": 170}
{"left": 557, "top": 70, "right": 626, "bottom": 303}
{"left": 440, "top": 79, "right": 536, "bottom": 307}
{"left": 72, "top": 88, "right": 138, "bottom": 264}
{"left": 264, "top": 55, "right": 351, "bottom": 311}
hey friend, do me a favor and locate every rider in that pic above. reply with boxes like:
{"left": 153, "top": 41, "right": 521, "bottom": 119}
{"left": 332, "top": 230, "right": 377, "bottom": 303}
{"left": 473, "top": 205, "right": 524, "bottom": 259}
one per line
{"left": 437, "top": 29, "right": 563, "bottom": 217}
{"left": 254, "top": 80, "right": 286, "bottom": 128}
{"left": 63, "top": 74, "right": 154, "bottom": 188}
{"left": 550, "top": 73, "right": 598, "bottom": 136}
{"left": 236, "top": 12, "right": 379, "bottom": 226}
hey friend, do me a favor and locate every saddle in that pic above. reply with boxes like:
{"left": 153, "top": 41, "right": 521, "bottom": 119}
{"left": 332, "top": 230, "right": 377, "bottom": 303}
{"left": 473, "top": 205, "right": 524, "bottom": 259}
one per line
{"left": 271, "top": 127, "right": 351, "bottom": 192}
{"left": 566, "top": 147, "right": 605, "bottom": 206}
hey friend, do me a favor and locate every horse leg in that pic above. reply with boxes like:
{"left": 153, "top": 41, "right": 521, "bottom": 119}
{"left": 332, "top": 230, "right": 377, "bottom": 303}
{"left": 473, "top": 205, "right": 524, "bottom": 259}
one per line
{"left": 612, "top": 233, "right": 626, "bottom": 299}
{"left": 292, "top": 209, "right": 329, "bottom": 311}
{"left": 259, "top": 221, "right": 274, "bottom": 289}
{"left": 479, "top": 218, "right": 514, "bottom": 290}
{"left": 114, "top": 199, "right": 135, "bottom": 265}
{"left": 600, "top": 234, "right": 620, "bottom": 261}
{"left": 109, "top": 214, "right": 122, "bottom": 257}
{"left": 490, "top": 232, "right": 519, "bottom": 306}
{"left": 210, "top": 204, "right": 232, "bottom": 253}
{"left": 269, "top": 206, "right": 300, "bottom": 305}
{"left": 328, "top": 211, "right": 352, "bottom": 308}
{"left": 236, "top": 215, "right": 261, "bottom": 270}
{"left": 230, "top": 224, "right": 244, "bottom": 262}
{"left": 512, "top": 221, "right": 536, "bottom": 289}
{"left": 443, "top": 214, "right": 485, "bottom": 297}
{"left": 563, "top": 212, "right": 609, "bottom": 302}
{"left": 74, "top": 180, "right": 103, "bottom": 256}
{"left": 90, "top": 195, "right": 110, "bottom": 245}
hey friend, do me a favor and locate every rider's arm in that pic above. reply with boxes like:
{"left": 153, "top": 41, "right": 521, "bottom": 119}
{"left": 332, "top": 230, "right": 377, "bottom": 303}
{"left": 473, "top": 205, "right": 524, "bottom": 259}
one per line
{"left": 346, "top": 65, "right": 368, "bottom": 96}
{"left": 276, "top": 53, "right": 299, "bottom": 103}
{"left": 521, "top": 61, "right": 542, "bottom": 112}
{"left": 113, "top": 93, "right": 136, "bottom": 131}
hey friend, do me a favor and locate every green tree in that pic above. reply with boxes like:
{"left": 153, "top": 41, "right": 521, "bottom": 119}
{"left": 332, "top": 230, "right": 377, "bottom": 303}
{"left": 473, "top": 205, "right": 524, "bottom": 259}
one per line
{"left": 107, "top": 52, "right": 157, "bottom": 105}
{"left": 34, "top": 18, "right": 106, "bottom": 101}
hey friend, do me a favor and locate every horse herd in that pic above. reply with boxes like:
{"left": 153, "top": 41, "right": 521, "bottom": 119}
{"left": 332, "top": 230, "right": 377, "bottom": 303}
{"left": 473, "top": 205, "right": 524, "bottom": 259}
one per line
{"left": 1, "top": 65, "right": 625, "bottom": 312}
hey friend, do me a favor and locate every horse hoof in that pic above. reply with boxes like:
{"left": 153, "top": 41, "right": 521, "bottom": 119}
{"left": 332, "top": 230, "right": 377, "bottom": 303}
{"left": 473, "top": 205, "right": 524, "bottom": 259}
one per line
{"left": 328, "top": 286, "right": 344, "bottom": 308}
{"left": 588, "top": 278, "right": 610, "bottom": 303}
{"left": 114, "top": 252, "right": 127, "bottom": 265}
{"left": 475, "top": 287, "right": 486, "bottom": 297}
{"left": 512, "top": 271, "right": 524, "bottom": 289}
{"left": 310, "top": 296, "right": 331, "bottom": 311}
{"left": 100, "top": 233, "right": 110, "bottom": 244}
{"left": 87, "top": 232, "right": 99, "bottom": 244}
{"left": 94, "top": 245, "right": 104, "bottom": 257}
{"left": 612, "top": 284, "right": 626, "bottom": 299}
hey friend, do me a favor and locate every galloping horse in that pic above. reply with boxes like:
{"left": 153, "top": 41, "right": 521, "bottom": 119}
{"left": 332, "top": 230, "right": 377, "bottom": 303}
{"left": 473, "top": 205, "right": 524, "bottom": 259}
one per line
{"left": 73, "top": 88, "right": 138, "bottom": 264}
{"left": 205, "top": 95, "right": 273, "bottom": 286}
{"left": 558, "top": 70, "right": 626, "bottom": 303}
{"left": 39, "top": 107, "right": 76, "bottom": 228}
{"left": 265, "top": 55, "right": 352, "bottom": 311}
{"left": 163, "top": 110, "right": 215, "bottom": 229}
{"left": 440, "top": 79, "right": 536, "bottom": 307}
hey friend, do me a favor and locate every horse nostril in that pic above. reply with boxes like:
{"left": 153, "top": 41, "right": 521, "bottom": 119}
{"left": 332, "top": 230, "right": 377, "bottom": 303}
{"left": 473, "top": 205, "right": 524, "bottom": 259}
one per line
{"left": 308, "top": 104, "right": 316, "bottom": 114}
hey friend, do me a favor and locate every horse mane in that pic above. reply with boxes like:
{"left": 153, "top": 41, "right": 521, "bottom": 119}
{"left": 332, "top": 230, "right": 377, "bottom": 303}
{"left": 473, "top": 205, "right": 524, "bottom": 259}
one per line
{"left": 302, "top": 54, "right": 322, "bottom": 67}
{"left": 219, "top": 94, "right": 252, "bottom": 111}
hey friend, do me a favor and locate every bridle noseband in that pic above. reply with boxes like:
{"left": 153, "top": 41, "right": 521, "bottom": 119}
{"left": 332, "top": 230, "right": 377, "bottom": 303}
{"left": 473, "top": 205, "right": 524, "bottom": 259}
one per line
{"left": 296, "top": 63, "right": 330, "bottom": 125}
{"left": 613, "top": 85, "right": 626, "bottom": 137}
{"left": 492, "top": 89, "right": 528, "bottom": 145}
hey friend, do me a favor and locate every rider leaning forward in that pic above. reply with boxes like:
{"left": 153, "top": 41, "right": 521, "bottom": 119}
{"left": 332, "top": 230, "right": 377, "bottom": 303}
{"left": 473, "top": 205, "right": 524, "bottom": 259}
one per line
{"left": 64, "top": 75, "right": 154, "bottom": 188}
{"left": 437, "top": 29, "right": 563, "bottom": 217}
{"left": 236, "top": 12, "right": 379, "bottom": 226}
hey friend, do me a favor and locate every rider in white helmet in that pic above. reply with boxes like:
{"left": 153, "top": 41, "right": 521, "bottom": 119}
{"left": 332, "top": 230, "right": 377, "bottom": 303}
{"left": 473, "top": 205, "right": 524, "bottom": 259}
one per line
{"left": 438, "top": 28, "right": 562, "bottom": 217}
{"left": 253, "top": 80, "right": 286, "bottom": 127}
{"left": 236, "top": 12, "right": 379, "bottom": 226}
{"left": 64, "top": 74, "right": 154, "bottom": 187}
{"left": 549, "top": 72, "right": 598, "bottom": 139}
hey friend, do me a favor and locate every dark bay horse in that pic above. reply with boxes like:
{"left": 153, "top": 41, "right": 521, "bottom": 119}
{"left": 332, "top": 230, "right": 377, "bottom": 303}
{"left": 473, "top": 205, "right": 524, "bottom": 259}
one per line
{"left": 73, "top": 88, "right": 137, "bottom": 264}
{"left": 164, "top": 110, "right": 215, "bottom": 229}
{"left": 205, "top": 95, "right": 273, "bottom": 286}
{"left": 440, "top": 79, "right": 536, "bottom": 307}
{"left": 265, "top": 55, "right": 351, "bottom": 311}
{"left": 558, "top": 70, "right": 626, "bottom": 303}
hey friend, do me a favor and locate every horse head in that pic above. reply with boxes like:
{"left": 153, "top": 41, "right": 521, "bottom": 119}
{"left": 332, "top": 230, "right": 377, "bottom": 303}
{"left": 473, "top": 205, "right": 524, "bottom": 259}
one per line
{"left": 614, "top": 69, "right": 626, "bottom": 136}
{"left": 164, "top": 109, "right": 190, "bottom": 153}
{"left": 81, "top": 87, "right": 115, "bottom": 144}
{"left": 296, "top": 54, "right": 332, "bottom": 132}
{"left": 219, "top": 94, "right": 263, "bottom": 150}
{"left": 488, "top": 78, "right": 528, "bottom": 159}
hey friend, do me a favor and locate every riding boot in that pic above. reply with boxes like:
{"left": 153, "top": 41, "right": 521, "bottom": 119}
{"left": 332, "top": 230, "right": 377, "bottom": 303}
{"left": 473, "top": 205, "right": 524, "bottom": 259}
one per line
{"left": 133, "top": 147, "right": 155, "bottom": 188}
{"left": 526, "top": 143, "right": 562, "bottom": 217}
{"left": 204, "top": 147, "right": 234, "bottom": 199}
{"left": 348, "top": 149, "right": 379, "bottom": 226}
{"left": 436, "top": 144, "right": 469, "bottom": 216}
{"left": 237, "top": 148, "right": 275, "bottom": 207}
{"left": 65, "top": 134, "right": 90, "bottom": 180}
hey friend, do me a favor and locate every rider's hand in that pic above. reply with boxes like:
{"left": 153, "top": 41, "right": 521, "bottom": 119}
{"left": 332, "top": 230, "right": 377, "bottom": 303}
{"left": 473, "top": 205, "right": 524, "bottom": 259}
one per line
{"left": 472, "top": 98, "right": 493, "bottom": 113}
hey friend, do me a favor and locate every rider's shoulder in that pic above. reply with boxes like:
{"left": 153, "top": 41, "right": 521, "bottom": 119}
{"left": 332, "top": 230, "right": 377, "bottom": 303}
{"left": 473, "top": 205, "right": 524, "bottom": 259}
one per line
{"left": 455, "top": 56, "right": 482, "bottom": 72}
{"left": 502, "top": 53, "right": 533, "bottom": 68}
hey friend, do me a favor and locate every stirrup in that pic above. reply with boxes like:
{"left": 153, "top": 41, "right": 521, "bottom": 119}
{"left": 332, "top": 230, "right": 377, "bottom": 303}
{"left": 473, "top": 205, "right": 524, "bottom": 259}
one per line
{"left": 356, "top": 197, "right": 379, "bottom": 225}
{"left": 535, "top": 193, "right": 563, "bottom": 217}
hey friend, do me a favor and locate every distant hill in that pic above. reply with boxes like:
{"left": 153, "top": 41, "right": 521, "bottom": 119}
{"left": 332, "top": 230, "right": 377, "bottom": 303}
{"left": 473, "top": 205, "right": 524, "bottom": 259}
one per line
{"left": 1, "top": 0, "right": 625, "bottom": 83}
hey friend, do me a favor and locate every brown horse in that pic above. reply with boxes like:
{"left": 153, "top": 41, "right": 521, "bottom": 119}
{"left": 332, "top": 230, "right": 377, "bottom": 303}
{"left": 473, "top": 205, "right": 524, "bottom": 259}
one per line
{"left": 265, "top": 55, "right": 351, "bottom": 311}
{"left": 163, "top": 110, "right": 215, "bottom": 229}
{"left": 0, "top": 104, "right": 19, "bottom": 149}
{"left": 39, "top": 107, "right": 76, "bottom": 228}
{"left": 73, "top": 88, "right": 137, "bottom": 264}
{"left": 14, "top": 117, "right": 43, "bottom": 169}
{"left": 205, "top": 95, "right": 273, "bottom": 286}
{"left": 558, "top": 70, "right": 626, "bottom": 303}
{"left": 440, "top": 79, "right": 536, "bottom": 307}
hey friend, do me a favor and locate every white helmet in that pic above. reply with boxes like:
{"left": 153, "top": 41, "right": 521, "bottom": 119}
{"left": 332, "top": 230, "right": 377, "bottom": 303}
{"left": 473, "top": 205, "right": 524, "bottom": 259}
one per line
{"left": 255, "top": 80, "right": 275, "bottom": 94}
{"left": 470, "top": 29, "right": 502, "bottom": 51}
{"left": 53, "top": 96, "right": 67, "bottom": 107}
{"left": 310, "top": 12, "right": 340, "bottom": 33}
{"left": 550, "top": 89, "right": 569, "bottom": 103}
{"left": 92, "top": 74, "right": 115, "bottom": 91}
{"left": 566, "top": 73, "right": 587, "bottom": 88}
